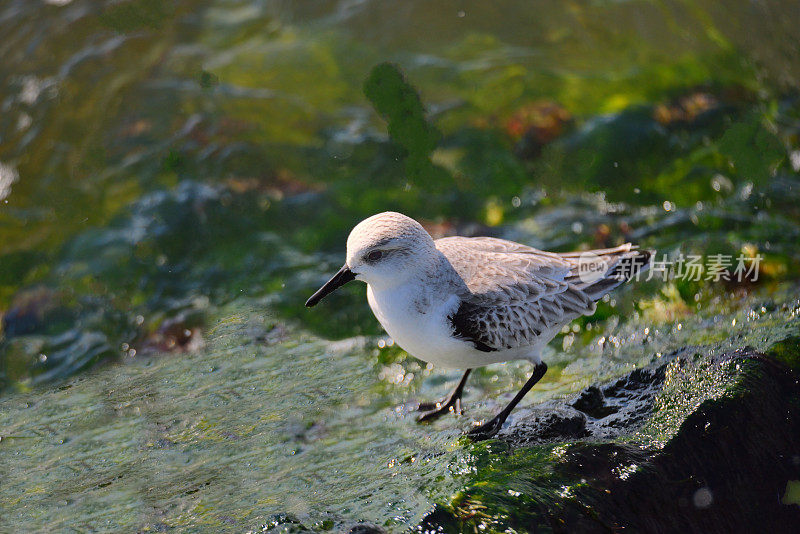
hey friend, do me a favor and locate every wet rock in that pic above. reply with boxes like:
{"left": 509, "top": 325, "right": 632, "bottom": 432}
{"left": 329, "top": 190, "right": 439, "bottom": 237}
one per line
{"left": 570, "top": 386, "right": 616, "bottom": 418}
{"left": 768, "top": 334, "right": 800, "bottom": 371}
{"left": 422, "top": 345, "right": 800, "bottom": 533}
{"left": 501, "top": 352, "right": 672, "bottom": 443}
{"left": 347, "top": 523, "right": 386, "bottom": 534}
{"left": 416, "top": 506, "right": 461, "bottom": 534}
{"left": 501, "top": 402, "right": 588, "bottom": 445}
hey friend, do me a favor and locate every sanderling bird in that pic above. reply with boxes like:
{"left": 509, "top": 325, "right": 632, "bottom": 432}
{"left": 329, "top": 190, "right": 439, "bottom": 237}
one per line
{"left": 306, "top": 212, "right": 650, "bottom": 440}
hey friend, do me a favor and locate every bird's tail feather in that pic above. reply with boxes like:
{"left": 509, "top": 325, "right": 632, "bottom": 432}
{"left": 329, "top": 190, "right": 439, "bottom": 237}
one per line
{"left": 562, "top": 246, "right": 652, "bottom": 301}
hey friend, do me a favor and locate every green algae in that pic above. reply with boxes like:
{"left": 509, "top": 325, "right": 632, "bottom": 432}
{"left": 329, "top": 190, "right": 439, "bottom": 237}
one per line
{"left": 0, "top": 305, "right": 461, "bottom": 531}
{"left": 767, "top": 335, "right": 800, "bottom": 372}
{"left": 2, "top": 287, "right": 799, "bottom": 531}
{"left": 423, "top": 335, "right": 800, "bottom": 533}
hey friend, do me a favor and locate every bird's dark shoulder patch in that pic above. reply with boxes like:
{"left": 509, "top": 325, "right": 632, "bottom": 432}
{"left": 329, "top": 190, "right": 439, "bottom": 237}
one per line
{"left": 448, "top": 300, "right": 498, "bottom": 352}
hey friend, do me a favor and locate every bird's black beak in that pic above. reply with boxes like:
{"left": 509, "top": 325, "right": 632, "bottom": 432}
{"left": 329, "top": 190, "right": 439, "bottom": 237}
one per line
{"left": 305, "top": 264, "right": 356, "bottom": 307}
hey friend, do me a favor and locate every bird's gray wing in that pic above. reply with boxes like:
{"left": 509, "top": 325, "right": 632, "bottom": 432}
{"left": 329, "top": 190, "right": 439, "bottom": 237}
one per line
{"left": 435, "top": 237, "right": 649, "bottom": 351}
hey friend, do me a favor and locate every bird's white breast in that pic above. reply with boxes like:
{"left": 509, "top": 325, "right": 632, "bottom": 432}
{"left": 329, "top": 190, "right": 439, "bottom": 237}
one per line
{"left": 366, "top": 283, "right": 525, "bottom": 368}
{"left": 366, "top": 283, "right": 459, "bottom": 366}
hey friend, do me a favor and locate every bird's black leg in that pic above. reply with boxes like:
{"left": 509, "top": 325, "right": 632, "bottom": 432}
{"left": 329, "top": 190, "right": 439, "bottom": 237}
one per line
{"left": 417, "top": 369, "right": 472, "bottom": 422}
{"left": 467, "top": 362, "right": 547, "bottom": 441}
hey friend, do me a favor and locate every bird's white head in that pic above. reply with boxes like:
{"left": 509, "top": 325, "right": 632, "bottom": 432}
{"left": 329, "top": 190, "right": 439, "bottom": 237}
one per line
{"left": 305, "top": 211, "right": 436, "bottom": 306}
{"left": 346, "top": 211, "right": 436, "bottom": 287}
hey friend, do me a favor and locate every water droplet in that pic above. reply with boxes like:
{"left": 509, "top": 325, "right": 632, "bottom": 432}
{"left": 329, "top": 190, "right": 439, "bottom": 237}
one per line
{"left": 693, "top": 487, "right": 713, "bottom": 508}
{"left": 711, "top": 174, "right": 732, "bottom": 193}
{"left": 791, "top": 150, "right": 800, "bottom": 172}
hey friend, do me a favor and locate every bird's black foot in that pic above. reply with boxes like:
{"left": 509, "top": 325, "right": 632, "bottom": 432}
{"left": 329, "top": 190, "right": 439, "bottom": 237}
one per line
{"left": 466, "top": 362, "right": 548, "bottom": 441}
{"left": 415, "top": 369, "right": 472, "bottom": 423}
{"left": 416, "top": 396, "right": 463, "bottom": 422}
{"left": 466, "top": 415, "right": 507, "bottom": 441}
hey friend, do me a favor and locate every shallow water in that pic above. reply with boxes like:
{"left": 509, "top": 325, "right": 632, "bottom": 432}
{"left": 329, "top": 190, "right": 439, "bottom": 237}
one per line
{"left": 2, "top": 0, "right": 800, "bottom": 531}
{"left": 2, "top": 288, "right": 798, "bottom": 531}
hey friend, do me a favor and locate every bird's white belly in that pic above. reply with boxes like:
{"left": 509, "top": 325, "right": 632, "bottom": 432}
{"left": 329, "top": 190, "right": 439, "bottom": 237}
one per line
{"left": 366, "top": 284, "right": 535, "bottom": 368}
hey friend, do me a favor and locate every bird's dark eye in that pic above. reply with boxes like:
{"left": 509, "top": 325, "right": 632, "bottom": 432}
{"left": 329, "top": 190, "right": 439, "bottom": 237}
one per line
{"left": 367, "top": 250, "right": 383, "bottom": 262}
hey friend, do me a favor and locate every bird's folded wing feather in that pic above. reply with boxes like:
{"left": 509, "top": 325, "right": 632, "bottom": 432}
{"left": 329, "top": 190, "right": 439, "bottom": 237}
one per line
{"left": 435, "top": 236, "right": 639, "bottom": 351}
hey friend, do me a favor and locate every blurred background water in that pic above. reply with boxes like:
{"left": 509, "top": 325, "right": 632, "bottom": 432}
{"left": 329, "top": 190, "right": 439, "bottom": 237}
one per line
{"left": 1, "top": 0, "right": 800, "bottom": 531}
